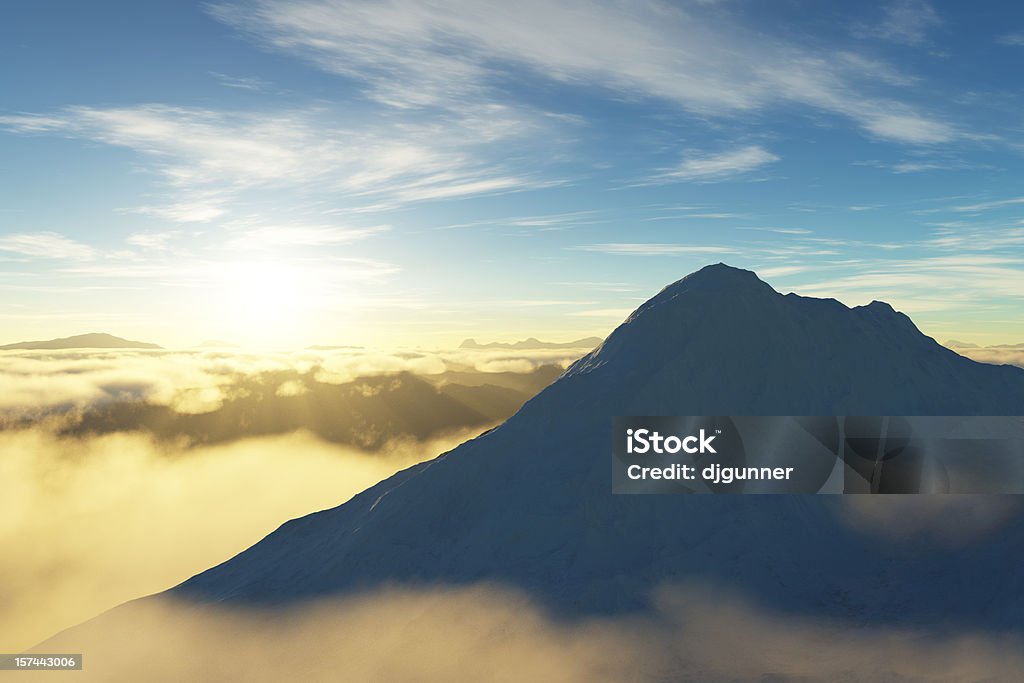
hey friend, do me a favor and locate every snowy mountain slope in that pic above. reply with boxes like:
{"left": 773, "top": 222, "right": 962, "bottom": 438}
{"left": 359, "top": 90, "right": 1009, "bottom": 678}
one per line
{"left": 78, "top": 265, "right": 1024, "bottom": 633}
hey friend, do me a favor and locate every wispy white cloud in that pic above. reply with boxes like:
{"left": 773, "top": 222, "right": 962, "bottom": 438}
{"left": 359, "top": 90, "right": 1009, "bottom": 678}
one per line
{"left": 223, "top": 223, "right": 390, "bottom": 250}
{"left": 757, "top": 265, "right": 808, "bottom": 277}
{"left": 209, "top": 71, "right": 273, "bottom": 91}
{"left": 660, "top": 145, "right": 779, "bottom": 182}
{"left": 209, "top": 0, "right": 960, "bottom": 145}
{"left": 390, "top": 175, "right": 556, "bottom": 203}
{"left": 853, "top": 0, "right": 941, "bottom": 46}
{"left": 892, "top": 161, "right": 946, "bottom": 173}
{"left": 0, "top": 232, "right": 96, "bottom": 260}
{"left": 996, "top": 32, "right": 1024, "bottom": 47}
{"left": 125, "top": 198, "right": 229, "bottom": 223}
{"left": 437, "top": 210, "right": 604, "bottom": 231}
{"left": 50, "top": 253, "right": 400, "bottom": 285}
{"left": 576, "top": 243, "right": 735, "bottom": 256}
{"left": 858, "top": 156, "right": 989, "bottom": 175}
{"left": 2, "top": 106, "right": 315, "bottom": 186}
{"left": 549, "top": 280, "right": 641, "bottom": 294}
{"left": 0, "top": 102, "right": 563, "bottom": 219}
{"left": 857, "top": 109, "right": 953, "bottom": 144}
{"left": 569, "top": 308, "right": 636, "bottom": 318}
{"left": 641, "top": 213, "right": 746, "bottom": 222}
{"left": 951, "top": 196, "right": 1024, "bottom": 212}
{"left": 125, "top": 231, "right": 182, "bottom": 251}
{"left": 924, "top": 219, "right": 1024, "bottom": 251}
{"left": 736, "top": 226, "right": 813, "bottom": 235}
{"left": 797, "top": 256, "right": 1024, "bottom": 313}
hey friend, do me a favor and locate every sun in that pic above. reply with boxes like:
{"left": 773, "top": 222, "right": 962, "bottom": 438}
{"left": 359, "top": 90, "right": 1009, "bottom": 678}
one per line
{"left": 212, "top": 260, "right": 316, "bottom": 346}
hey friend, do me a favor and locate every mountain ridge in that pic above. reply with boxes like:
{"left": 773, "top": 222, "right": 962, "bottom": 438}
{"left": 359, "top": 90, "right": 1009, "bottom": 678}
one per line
{"left": 0, "top": 332, "right": 162, "bottom": 350}
{"left": 459, "top": 336, "right": 603, "bottom": 350}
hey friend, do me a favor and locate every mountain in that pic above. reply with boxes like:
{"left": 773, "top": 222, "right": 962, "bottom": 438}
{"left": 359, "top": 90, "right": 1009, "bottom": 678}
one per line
{"left": 459, "top": 336, "right": 603, "bottom": 349}
{"left": 47, "top": 264, "right": 1024, "bottom": 649}
{"left": 0, "top": 332, "right": 162, "bottom": 350}
{"left": 167, "top": 264, "right": 1024, "bottom": 616}
{"left": 946, "top": 339, "right": 1024, "bottom": 350}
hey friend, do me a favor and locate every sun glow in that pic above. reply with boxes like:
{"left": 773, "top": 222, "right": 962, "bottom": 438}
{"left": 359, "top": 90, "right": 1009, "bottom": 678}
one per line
{"left": 212, "top": 260, "right": 318, "bottom": 347}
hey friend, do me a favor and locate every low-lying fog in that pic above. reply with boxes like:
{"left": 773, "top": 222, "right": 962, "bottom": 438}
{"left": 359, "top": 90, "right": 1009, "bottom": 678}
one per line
{"left": 0, "top": 345, "right": 586, "bottom": 649}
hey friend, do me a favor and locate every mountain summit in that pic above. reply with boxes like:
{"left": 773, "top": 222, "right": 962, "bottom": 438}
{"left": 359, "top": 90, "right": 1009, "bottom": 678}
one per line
{"left": 656, "top": 261, "right": 770, "bottom": 291}
{"left": 53, "top": 265, "right": 1024, "bottom": 646}
{"left": 571, "top": 263, "right": 1017, "bottom": 415}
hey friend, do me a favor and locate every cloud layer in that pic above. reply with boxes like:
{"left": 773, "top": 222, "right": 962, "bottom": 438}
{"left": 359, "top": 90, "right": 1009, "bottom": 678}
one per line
{"left": 0, "top": 427, "right": 483, "bottom": 651}
{"left": 37, "top": 581, "right": 1024, "bottom": 682}
{"left": 0, "top": 346, "right": 584, "bottom": 417}
{"left": 0, "top": 346, "right": 591, "bottom": 649}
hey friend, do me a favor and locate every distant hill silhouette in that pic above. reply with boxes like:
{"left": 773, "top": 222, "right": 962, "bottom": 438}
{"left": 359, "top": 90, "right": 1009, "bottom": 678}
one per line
{"left": 0, "top": 332, "right": 161, "bottom": 350}
{"left": 459, "top": 336, "right": 602, "bottom": 350}
{"left": 946, "top": 339, "right": 1024, "bottom": 350}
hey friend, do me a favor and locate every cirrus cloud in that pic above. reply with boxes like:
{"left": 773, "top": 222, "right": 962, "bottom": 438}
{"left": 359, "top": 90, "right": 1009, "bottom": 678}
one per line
{"left": 210, "top": 0, "right": 960, "bottom": 145}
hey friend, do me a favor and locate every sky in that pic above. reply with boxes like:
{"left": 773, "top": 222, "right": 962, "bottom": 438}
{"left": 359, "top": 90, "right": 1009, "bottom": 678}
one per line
{"left": 2, "top": 0, "right": 1024, "bottom": 348}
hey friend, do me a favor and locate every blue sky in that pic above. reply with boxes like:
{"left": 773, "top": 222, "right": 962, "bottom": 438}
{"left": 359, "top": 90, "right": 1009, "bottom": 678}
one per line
{"left": 2, "top": 0, "right": 1024, "bottom": 347}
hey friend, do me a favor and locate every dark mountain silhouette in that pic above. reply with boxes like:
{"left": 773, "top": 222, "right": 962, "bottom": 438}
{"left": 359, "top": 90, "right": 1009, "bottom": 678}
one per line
{"left": 459, "top": 336, "right": 603, "bottom": 350}
{"left": 46, "top": 264, "right": 1024, "bottom": 650}
{"left": 0, "top": 332, "right": 161, "bottom": 350}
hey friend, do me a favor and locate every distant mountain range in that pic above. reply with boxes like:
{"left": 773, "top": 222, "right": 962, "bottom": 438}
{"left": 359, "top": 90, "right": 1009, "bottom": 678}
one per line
{"left": 946, "top": 339, "right": 1024, "bottom": 349}
{"left": 459, "top": 336, "right": 603, "bottom": 350}
{"left": 43, "top": 264, "right": 1024, "bottom": 665}
{"left": 0, "top": 332, "right": 162, "bottom": 350}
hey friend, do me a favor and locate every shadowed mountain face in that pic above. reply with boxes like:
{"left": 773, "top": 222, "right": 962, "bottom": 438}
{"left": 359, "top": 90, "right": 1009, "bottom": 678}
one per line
{"left": 44, "top": 366, "right": 564, "bottom": 451}
{"left": 0, "top": 333, "right": 162, "bottom": 350}
{"left": 58, "top": 265, "right": 1024, "bottom": 641}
